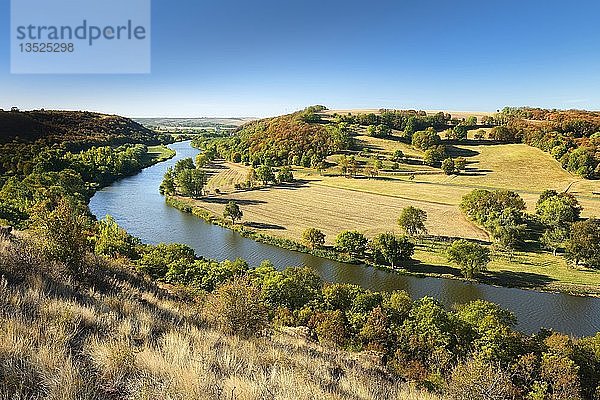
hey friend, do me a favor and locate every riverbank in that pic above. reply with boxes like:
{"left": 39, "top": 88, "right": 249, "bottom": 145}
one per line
{"left": 166, "top": 194, "right": 600, "bottom": 297}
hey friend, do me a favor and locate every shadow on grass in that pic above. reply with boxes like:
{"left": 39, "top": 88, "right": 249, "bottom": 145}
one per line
{"left": 404, "top": 259, "right": 557, "bottom": 290}
{"left": 244, "top": 221, "right": 286, "bottom": 230}
{"left": 483, "top": 270, "right": 557, "bottom": 289}
{"left": 446, "top": 145, "right": 480, "bottom": 158}
{"left": 201, "top": 197, "right": 267, "bottom": 206}
{"left": 405, "top": 259, "right": 463, "bottom": 277}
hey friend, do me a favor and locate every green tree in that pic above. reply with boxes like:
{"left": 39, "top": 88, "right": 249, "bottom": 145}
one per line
{"left": 423, "top": 145, "right": 447, "bottom": 166}
{"left": 412, "top": 128, "right": 441, "bottom": 150}
{"left": 257, "top": 266, "right": 322, "bottom": 310}
{"left": 447, "top": 240, "right": 491, "bottom": 279}
{"left": 277, "top": 166, "right": 294, "bottom": 183}
{"left": 335, "top": 230, "right": 368, "bottom": 256}
{"left": 246, "top": 167, "right": 257, "bottom": 187}
{"left": 541, "top": 227, "right": 569, "bottom": 256}
{"left": 397, "top": 206, "right": 428, "bottom": 236}
{"left": 369, "top": 233, "right": 414, "bottom": 268}
{"left": 454, "top": 157, "right": 467, "bottom": 171}
{"left": 256, "top": 165, "right": 275, "bottom": 185}
{"left": 173, "top": 157, "right": 195, "bottom": 174}
{"left": 441, "top": 158, "right": 456, "bottom": 175}
{"left": 536, "top": 190, "right": 582, "bottom": 227}
{"left": 159, "top": 167, "right": 176, "bottom": 195}
{"left": 137, "top": 242, "right": 196, "bottom": 279}
{"left": 94, "top": 215, "right": 140, "bottom": 258}
{"left": 393, "top": 149, "right": 405, "bottom": 162}
{"left": 452, "top": 125, "right": 468, "bottom": 141}
{"left": 302, "top": 227, "right": 325, "bottom": 249}
{"left": 223, "top": 201, "right": 243, "bottom": 224}
{"left": 565, "top": 218, "right": 600, "bottom": 267}
{"left": 465, "top": 116, "right": 478, "bottom": 126}
{"left": 195, "top": 153, "right": 209, "bottom": 168}
{"left": 175, "top": 168, "right": 206, "bottom": 198}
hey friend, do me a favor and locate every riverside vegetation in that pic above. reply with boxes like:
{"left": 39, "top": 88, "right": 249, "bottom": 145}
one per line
{"left": 2, "top": 108, "right": 600, "bottom": 399}
{"left": 165, "top": 106, "right": 600, "bottom": 295}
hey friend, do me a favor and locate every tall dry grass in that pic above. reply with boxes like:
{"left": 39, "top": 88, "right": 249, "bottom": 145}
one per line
{"left": 0, "top": 236, "right": 438, "bottom": 400}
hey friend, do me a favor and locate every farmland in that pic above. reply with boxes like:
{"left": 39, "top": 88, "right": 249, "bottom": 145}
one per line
{"left": 179, "top": 112, "right": 600, "bottom": 294}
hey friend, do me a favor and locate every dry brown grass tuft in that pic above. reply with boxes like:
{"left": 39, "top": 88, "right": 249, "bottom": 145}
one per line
{"left": 0, "top": 237, "right": 438, "bottom": 400}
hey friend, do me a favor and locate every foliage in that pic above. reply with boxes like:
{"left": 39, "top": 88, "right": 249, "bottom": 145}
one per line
{"left": 223, "top": 201, "right": 243, "bottom": 224}
{"left": 335, "top": 230, "right": 368, "bottom": 256}
{"left": 412, "top": 128, "right": 441, "bottom": 150}
{"left": 446, "top": 240, "right": 491, "bottom": 279}
{"left": 256, "top": 164, "right": 276, "bottom": 185}
{"left": 30, "top": 197, "right": 90, "bottom": 273}
{"left": 460, "top": 189, "right": 527, "bottom": 247}
{"left": 205, "top": 277, "right": 270, "bottom": 338}
{"left": 366, "top": 124, "right": 392, "bottom": 138}
{"left": 93, "top": 215, "right": 140, "bottom": 259}
{"left": 398, "top": 206, "right": 428, "bottom": 236}
{"left": 441, "top": 158, "right": 456, "bottom": 175}
{"left": 423, "top": 145, "right": 447, "bottom": 166}
{"left": 137, "top": 242, "right": 196, "bottom": 279}
{"left": 277, "top": 166, "right": 294, "bottom": 183}
{"left": 191, "top": 107, "right": 350, "bottom": 167}
{"left": 536, "top": 190, "right": 582, "bottom": 228}
{"left": 369, "top": 233, "right": 414, "bottom": 268}
{"left": 565, "top": 219, "right": 600, "bottom": 267}
{"left": 254, "top": 265, "right": 322, "bottom": 310}
{"left": 302, "top": 227, "right": 325, "bottom": 249}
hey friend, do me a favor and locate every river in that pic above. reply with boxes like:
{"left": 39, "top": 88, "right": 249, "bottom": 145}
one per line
{"left": 89, "top": 141, "right": 600, "bottom": 336}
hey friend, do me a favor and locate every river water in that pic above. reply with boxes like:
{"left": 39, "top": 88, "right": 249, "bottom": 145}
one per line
{"left": 89, "top": 141, "right": 600, "bottom": 336}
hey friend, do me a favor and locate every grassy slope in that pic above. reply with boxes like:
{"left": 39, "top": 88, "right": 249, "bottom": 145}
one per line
{"left": 0, "top": 236, "right": 435, "bottom": 400}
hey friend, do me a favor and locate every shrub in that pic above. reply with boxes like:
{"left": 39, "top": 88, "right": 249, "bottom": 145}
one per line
{"left": 205, "top": 277, "right": 269, "bottom": 338}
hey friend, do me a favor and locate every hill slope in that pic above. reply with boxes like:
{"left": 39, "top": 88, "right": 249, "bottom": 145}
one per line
{"left": 0, "top": 110, "right": 168, "bottom": 147}
{"left": 0, "top": 235, "right": 435, "bottom": 400}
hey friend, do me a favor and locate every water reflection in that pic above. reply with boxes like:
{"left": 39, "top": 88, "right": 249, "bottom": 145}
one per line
{"left": 89, "top": 141, "right": 600, "bottom": 336}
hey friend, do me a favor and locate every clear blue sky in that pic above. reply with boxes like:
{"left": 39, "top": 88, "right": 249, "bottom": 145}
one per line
{"left": 1, "top": 0, "right": 599, "bottom": 117}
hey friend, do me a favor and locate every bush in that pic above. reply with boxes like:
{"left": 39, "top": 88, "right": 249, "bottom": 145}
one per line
{"left": 447, "top": 358, "right": 516, "bottom": 400}
{"left": 31, "top": 197, "right": 90, "bottom": 274}
{"left": 310, "top": 310, "right": 348, "bottom": 346}
{"left": 205, "top": 277, "right": 270, "bottom": 338}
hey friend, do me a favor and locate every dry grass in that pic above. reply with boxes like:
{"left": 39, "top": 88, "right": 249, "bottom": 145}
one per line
{"left": 205, "top": 160, "right": 249, "bottom": 194}
{"left": 193, "top": 182, "right": 488, "bottom": 243}
{"left": 0, "top": 237, "right": 437, "bottom": 400}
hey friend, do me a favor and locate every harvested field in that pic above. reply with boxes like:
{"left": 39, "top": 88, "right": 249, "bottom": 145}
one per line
{"left": 193, "top": 182, "right": 489, "bottom": 244}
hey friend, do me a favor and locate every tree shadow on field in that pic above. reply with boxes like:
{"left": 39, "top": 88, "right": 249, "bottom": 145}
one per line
{"left": 404, "top": 259, "right": 464, "bottom": 277}
{"left": 483, "top": 270, "right": 557, "bottom": 289}
{"left": 201, "top": 197, "right": 266, "bottom": 206}
{"left": 445, "top": 145, "right": 480, "bottom": 158}
{"left": 458, "top": 169, "right": 493, "bottom": 176}
{"left": 243, "top": 221, "right": 286, "bottom": 230}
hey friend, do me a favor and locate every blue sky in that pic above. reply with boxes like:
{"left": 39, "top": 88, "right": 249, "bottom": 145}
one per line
{"left": 1, "top": 0, "right": 599, "bottom": 117}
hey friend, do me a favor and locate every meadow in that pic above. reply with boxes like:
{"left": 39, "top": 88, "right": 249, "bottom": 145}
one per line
{"left": 189, "top": 124, "right": 600, "bottom": 294}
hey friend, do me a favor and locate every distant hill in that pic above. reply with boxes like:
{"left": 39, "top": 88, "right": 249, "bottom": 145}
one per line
{"left": 135, "top": 117, "right": 256, "bottom": 130}
{"left": 0, "top": 109, "right": 168, "bottom": 147}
